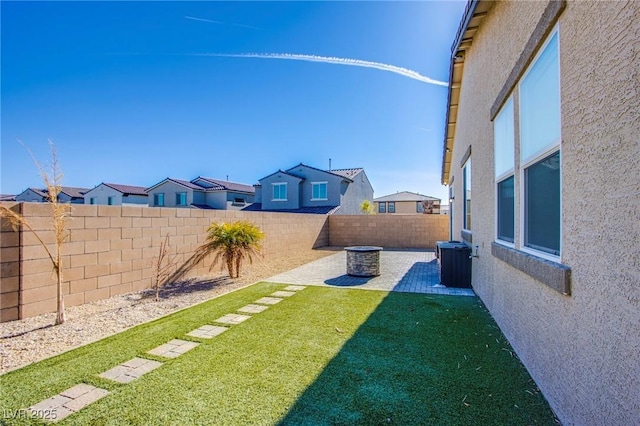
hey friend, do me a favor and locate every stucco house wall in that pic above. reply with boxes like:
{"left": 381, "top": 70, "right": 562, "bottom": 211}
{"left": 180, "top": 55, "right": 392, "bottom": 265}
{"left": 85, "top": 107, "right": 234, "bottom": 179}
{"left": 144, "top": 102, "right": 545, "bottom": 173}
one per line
{"left": 83, "top": 184, "right": 149, "bottom": 206}
{"left": 148, "top": 181, "right": 194, "bottom": 208}
{"left": 336, "top": 170, "right": 373, "bottom": 215}
{"left": 16, "top": 189, "right": 44, "bottom": 203}
{"left": 286, "top": 165, "right": 343, "bottom": 208}
{"left": 445, "top": 1, "right": 639, "bottom": 424}
{"left": 260, "top": 172, "right": 302, "bottom": 211}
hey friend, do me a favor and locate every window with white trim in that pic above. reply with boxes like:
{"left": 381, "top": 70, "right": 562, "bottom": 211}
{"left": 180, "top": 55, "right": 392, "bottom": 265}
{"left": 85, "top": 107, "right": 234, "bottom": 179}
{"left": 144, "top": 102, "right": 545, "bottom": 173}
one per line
{"left": 463, "top": 159, "right": 471, "bottom": 230}
{"left": 379, "top": 202, "right": 386, "bottom": 213}
{"left": 272, "top": 183, "right": 287, "bottom": 201}
{"left": 176, "top": 192, "right": 187, "bottom": 206}
{"left": 388, "top": 202, "right": 395, "bottom": 213}
{"left": 519, "top": 28, "right": 561, "bottom": 257}
{"left": 495, "top": 96, "right": 515, "bottom": 243}
{"left": 107, "top": 196, "right": 115, "bottom": 205}
{"left": 311, "top": 182, "right": 327, "bottom": 200}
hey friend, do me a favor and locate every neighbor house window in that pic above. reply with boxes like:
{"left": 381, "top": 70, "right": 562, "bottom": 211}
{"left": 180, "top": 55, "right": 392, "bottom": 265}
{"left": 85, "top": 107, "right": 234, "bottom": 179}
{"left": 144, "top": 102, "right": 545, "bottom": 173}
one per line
{"left": 107, "top": 196, "right": 115, "bottom": 205}
{"left": 519, "top": 28, "right": 561, "bottom": 257}
{"left": 89, "top": 197, "right": 96, "bottom": 205}
{"left": 176, "top": 192, "right": 187, "bottom": 206}
{"left": 154, "top": 193, "right": 164, "bottom": 207}
{"left": 388, "top": 202, "right": 395, "bottom": 213}
{"left": 379, "top": 202, "right": 386, "bottom": 213}
{"left": 417, "top": 202, "right": 424, "bottom": 213}
{"left": 311, "top": 182, "right": 328, "bottom": 200}
{"left": 272, "top": 183, "right": 287, "bottom": 201}
{"left": 495, "top": 96, "right": 515, "bottom": 243}
{"left": 233, "top": 197, "right": 245, "bottom": 205}
{"left": 463, "top": 159, "right": 471, "bottom": 230}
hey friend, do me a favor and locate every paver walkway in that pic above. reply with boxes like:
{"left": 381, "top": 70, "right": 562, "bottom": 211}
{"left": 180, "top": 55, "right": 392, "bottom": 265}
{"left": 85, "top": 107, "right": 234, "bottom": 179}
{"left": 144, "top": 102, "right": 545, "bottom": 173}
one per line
{"left": 99, "top": 357, "right": 163, "bottom": 384}
{"left": 254, "top": 296, "right": 283, "bottom": 305}
{"left": 147, "top": 339, "right": 200, "bottom": 358}
{"left": 28, "top": 384, "right": 109, "bottom": 422}
{"left": 266, "top": 249, "right": 475, "bottom": 296}
{"left": 187, "top": 325, "right": 229, "bottom": 339}
{"left": 215, "top": 313, "right": 251, "bottom": 325}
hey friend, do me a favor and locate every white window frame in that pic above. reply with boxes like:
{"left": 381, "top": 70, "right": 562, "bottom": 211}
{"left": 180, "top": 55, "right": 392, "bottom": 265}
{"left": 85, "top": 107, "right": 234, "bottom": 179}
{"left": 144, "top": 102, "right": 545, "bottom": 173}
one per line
{"left": 494, "top": 95, "right": 515, "bottom": 247}
{"left": 379, "top": 202, "right": 386, "bottom": 213}
{"left": 311, "top": 181, "right": 328, "bottom": 201}
{"left": 388, "top": 202, "right": 396, "bottom": 213}
{"left": 272, "top": 183, "right": 287, "bottom": 201}
{"left": 518, "top": 25, "right": 562, "bottom": 262}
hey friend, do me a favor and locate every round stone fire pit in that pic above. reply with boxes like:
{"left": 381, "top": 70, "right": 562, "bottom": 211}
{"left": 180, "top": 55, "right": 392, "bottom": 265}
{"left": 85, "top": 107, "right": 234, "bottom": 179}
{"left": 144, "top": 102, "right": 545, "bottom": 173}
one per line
{"left": 345, "top": 246, "right": 383, "bottom": 277}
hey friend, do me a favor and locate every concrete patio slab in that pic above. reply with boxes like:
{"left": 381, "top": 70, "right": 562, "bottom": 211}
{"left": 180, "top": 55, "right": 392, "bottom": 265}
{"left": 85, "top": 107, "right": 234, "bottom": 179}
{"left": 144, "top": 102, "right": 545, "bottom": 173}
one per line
{"left": 147, "top": 339, "right": 200, "bottom": 358}
{"left": 187, "top": 325, "right": 229, "bottom": 339}
{"left": 237, "top": 304, "right": 270, "bottom": 314}
{"left": 254, "top": 297, "right": 283, "bottom": 305}
{"left": 265, "top": 250, "right": 475, "bottom": 296}
{"left": 28, "top": 384, "right": 109, "bottom": 422}
{"left": 99, "top": 357, "right": 162, "bottom": 383}
{"left": 215, "top": 313, "right": 251, "bottom": 325}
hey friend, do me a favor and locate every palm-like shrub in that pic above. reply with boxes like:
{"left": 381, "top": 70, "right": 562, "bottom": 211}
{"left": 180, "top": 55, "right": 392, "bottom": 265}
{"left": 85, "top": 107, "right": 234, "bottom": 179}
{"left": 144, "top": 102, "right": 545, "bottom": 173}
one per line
{"left": 196, "top": 220, "right": 264, "bottom": 278}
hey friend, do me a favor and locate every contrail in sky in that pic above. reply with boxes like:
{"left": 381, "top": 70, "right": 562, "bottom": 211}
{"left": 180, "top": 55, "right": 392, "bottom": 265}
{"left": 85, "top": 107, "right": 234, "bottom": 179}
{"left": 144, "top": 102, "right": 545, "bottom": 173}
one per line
{"left": 202, "top": 53, "right": 448, "bottom": 87}
{"left": 184, "top": 15, "right": 260, "bottom": 30}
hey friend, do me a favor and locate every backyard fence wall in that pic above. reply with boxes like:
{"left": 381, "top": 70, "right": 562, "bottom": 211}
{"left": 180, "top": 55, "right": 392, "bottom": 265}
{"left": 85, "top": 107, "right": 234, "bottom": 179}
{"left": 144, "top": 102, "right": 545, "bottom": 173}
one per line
{"left": 328, "top": 214, "right": 448, "bottom": 249}
{"left": 1, "top": 203, "right": 448, "bottom": 322}
{"left": 0, "top": 203, "right": 329, "bottom": 322}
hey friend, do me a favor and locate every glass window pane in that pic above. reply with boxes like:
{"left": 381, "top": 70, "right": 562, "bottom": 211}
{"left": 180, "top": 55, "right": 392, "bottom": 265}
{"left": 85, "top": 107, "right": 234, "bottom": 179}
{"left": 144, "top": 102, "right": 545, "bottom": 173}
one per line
{"left": 388, "top": 202, "right": 395, "bottom": 213}
{"left": 379, "top": 203, "right": 386, "bottom": 213}
{"left": 463, "top": 160, "right": 471, "bottom": 230}
{"left": 497, "top": 176, "right": 515, "bottom": 242}
{"left": 525, "top": 151, "right": 560, "bottom": 255}
{"left": 520, "top": 32, "right": 560, "bottom": 162}
{"left": 495, "top": 97, "right": 515, "bottom": 177}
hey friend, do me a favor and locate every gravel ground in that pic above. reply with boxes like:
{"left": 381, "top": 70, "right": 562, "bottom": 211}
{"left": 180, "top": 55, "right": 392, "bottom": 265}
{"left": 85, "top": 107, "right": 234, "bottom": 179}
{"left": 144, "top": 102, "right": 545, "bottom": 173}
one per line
{"left": 0, "top": 248, "right": 338, "bottom": 375}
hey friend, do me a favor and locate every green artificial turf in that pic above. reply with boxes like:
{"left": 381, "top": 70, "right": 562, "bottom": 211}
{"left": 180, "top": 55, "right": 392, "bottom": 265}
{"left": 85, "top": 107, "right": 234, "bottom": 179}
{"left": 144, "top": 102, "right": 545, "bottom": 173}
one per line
{"left": 0, "top": 282, "right": 557, "bottom": 425}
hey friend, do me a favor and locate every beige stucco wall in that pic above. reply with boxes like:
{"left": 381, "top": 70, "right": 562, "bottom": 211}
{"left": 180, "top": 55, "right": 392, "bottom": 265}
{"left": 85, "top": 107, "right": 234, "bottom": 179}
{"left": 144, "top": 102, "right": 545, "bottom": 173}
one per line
{"left": 447, "top": 1, "right": 639, "bottom": 424}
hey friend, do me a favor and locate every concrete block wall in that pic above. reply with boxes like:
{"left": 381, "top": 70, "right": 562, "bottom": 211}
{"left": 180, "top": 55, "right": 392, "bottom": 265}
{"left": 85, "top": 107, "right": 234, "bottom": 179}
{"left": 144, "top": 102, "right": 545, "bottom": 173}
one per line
{"left": 1, "top": 203, "right": 329, "bottom": 321}
{"left": 328, "top": 215, "right": 448, "bottom": 249}
{"left": 1, "top": 203, "right": 21, "bottom": 322}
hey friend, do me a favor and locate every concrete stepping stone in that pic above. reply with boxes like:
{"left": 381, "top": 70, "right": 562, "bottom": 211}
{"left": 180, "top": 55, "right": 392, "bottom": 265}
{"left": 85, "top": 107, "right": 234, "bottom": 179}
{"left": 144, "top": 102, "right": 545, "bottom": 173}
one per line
{"left": 27, "top": 384, "right": 109, "bottom": 422}
{"left": 254, "top": 297, "right": 283, "bottom": 305}
{"left": 147, "top": 339, "right": 200, "bottom": 358}
{"left": 187, "top": 325, "right": 229, "bottom": 339}
{"left": 237, "top": 304, "right": 269, "bottom": 314}
{"left": 99, "top": 357, "right": 162, "bottom": 384}
{"left": 283, "top": 285, "right": 307, "bottom": 291}
{"left": 271, "top": 291, "right": 296, "bottom": 297}
{"left": 214, "top": 313, "right": 251, "bottom": 325}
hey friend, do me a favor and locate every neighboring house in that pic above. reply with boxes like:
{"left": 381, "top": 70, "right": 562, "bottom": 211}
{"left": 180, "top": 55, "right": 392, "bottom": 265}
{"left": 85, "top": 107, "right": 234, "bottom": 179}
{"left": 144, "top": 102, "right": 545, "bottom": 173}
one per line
{"left": 441, "top": 1, "right": 639, "bottom": 425}
{"left": 83, "top": 183, "right": 149, "bottom": 206}
{"left": 245, "top": 163, "right": 373, "bottom": 215}
{"left": 0, "top": 194, "right": 16, "bottom": 201}
{"left": 374, "top": 191, "right": 441, "bottom": 214}
{"left": 146, "top": 177, "right": 254, "bottom": 209}
{"left": 15, "top": 186, "right": 89, "bottom": 204}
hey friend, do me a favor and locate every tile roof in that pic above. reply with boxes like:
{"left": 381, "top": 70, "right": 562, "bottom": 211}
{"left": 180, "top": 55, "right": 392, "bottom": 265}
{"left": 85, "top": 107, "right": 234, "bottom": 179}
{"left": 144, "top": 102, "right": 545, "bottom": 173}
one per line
{"left": 374, "top": 191, "right": 441, "bottom": 203}
{"left": 102, "top": 183, "right": 148, "bottom": 196}
{"left": 25, "top": 187, "right": 90, "bottom": 199}
{"left": 0, "top": 194, "right": 16, "bottom": 201}
{"left": 329, "top": 168, "right": 364, "bottom": 180}
{"left": 285, "top": 163, "right": 362, "bottom": 182}
{"left": 192, "top": 177, "right": 255, "bottom": 194}
{"left": 241, "top": 203, "right": 340, "bottom": 215}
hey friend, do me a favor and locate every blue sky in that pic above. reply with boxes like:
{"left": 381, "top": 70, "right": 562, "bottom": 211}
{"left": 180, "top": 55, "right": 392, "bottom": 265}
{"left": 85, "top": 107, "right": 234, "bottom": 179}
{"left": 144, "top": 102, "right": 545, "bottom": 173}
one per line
{"left": 1, "top": 1, "right": 466, "bottom": 202}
